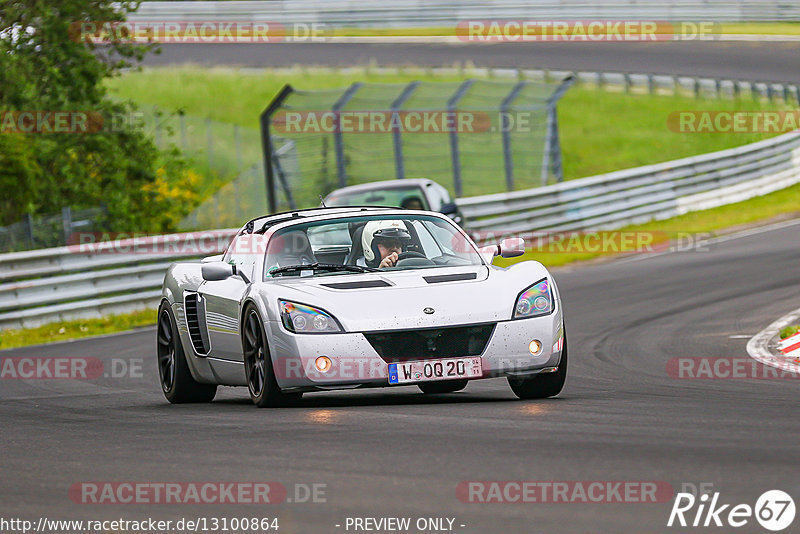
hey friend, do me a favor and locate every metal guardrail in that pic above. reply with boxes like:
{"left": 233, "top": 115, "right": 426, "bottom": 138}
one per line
{"left": 132, "top": 1, "right": 800, "bottom": 24}
{"left": 0, "top": 230, "right": 236, "bottom": 330}
{"left": 457, "top": 131, "right": 800, "bottom": 234}
{"left": 2, "top": 63, "right": 800, "bottom": 329}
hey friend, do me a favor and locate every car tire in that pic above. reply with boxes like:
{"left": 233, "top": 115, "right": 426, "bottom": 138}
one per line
{"left": 418, "top": 379, "right": 468, "bottom": 394}
{"left": 508, "top": 328, "right": 568, "bottom": 399}
{"left": 242, "top": 305, "right": 302, "bottom": 408}
{"left": 156, "top": 302, "right": 217, "bottom": 403}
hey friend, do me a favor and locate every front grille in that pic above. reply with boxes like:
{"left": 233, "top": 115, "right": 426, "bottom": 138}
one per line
{"left": 364, "top": 323, "right": 495, "bottom": 363}
{"left": 184, "top": 293, "right": 208, "bottom": 355}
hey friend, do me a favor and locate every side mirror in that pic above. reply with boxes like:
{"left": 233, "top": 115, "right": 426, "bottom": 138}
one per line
{"left": 499, "top": 237, "right": 525, "bottom": 258}
{"left": 201, "top": 261, "right": 234, "bottom": 281}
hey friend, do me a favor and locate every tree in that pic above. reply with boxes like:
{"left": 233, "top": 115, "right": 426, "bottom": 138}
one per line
{"left": 0, "top": 0, "right": 191, "bottom": 232}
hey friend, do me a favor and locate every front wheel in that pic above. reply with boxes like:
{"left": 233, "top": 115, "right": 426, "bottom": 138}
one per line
{"left": 508, "top": 330, "right": 568, "bottom": 399}
{"left": 156, "top": 302, "right": 217, "bottom": 403}
{"left": 242, "top": 306, "right": 302, "bottom": 408}
{"left": 418, "top": 379, "right": 468, "bottom": 394}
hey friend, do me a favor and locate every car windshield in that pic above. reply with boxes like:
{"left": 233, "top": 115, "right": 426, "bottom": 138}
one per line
{"left": 325, "top": 187, "right": 429, "bottom": 210}
{"left": 264, "top": 214, "right": 482, "bottom": 278}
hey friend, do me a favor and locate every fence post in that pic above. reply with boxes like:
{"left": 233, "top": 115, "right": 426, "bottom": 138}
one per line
{"left": 332, "top": 82, "right": 363, "bottom": 187}
{"left": 259, "top": 84, "right": 294, "bottom": 214}
{"left": 206, "top": 118, "right": 214, "bottom": 172}
{"left": 234, "top": 171, "right": 240, "bottom": 210}
{"left": 61, "top": 206, "right": 72, "bottom": 246}
{"left": 623, "top": 73, "right": 632, "bottom": 93}
{"left": 446, "top": 80, "right": 474, "bottom": 197}
{"left": 390, "top": 81, "right": 420, "bottom": 180}
{"left": 321, "top": 136, "right": 330, "bottom": 191}
{"left": 179, "top": 113, "right": 188, "bottom": 150}
{"left": 213, "top": 195, "right": 219, "bottom": 228}
{"left": 542, "top": 75, "right": 575, "bottom": 185}
{"left": 25, "top": 213, "right": 34, "bottom": 249}
{"left": 500, "top": 81, "right": 527, "bottom": 191}
{"left": 647, "top": 73, "right": 655, "bottom": 95}
{"left": 234, "top": 124, "right": 243, "bottom": 173}
{"left": 153, "top": 105, "right": 162, "bottom": 148}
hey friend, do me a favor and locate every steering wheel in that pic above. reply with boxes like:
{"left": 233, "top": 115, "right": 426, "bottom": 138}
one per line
{"left": 395, "top": 251, "right": 435, "bottom": 266}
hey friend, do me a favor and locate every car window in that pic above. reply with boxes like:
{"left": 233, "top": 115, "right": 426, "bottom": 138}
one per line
{"left": 264, "top": 214, "right": 481, "bottom": 279}
{"left": 225, "top": 234, "right": 267, "bottom": 281}
{"left": 326, "top": 187, "right": 429, "bottom": 209}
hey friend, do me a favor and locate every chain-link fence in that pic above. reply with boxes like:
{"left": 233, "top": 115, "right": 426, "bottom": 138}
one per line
{"left": 260, "top": 76, "right": 574, "bottom": 212}
{"left": 0, "top": 207, "right": 106, "bottom": 253}
{"left": 140, "top": 107, "right": 263, "bottom": 196}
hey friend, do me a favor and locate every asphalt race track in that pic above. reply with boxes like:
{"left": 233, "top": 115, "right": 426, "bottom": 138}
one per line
{"left": 144, "top": 41, "right": 800, "bottom": 83}
{"left": 3, "top": 219, "right": 800, "bottom": 533}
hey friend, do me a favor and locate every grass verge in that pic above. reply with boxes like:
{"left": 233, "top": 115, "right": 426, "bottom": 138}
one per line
{"left": 780, "top": 325, "right": 800, "bottom": 339}
{"left": 0, "top": 309, "right": 156, "bottom": 351}
{"left": 108, "top": 66, "right": 789, "bottom": 188}
{"left": 495, "top": 181, "right": 800, "bottom": 268}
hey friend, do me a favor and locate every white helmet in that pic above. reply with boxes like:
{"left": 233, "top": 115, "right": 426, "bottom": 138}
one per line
{"left": 362, "top": 220, "right": 411, "bottom": 265}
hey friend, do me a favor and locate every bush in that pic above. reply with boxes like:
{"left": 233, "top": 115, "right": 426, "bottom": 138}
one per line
{"left": 0, "top": 0, "right": 195, "bottom": 233}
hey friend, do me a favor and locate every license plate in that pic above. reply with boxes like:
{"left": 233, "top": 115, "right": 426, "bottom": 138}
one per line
{"left": 388, "top": 357, "right": 482, "bottom": 384}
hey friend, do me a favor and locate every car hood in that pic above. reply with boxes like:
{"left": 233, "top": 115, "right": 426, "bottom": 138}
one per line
{"left": 258, "top": 262, "right": 552, "bottom": 332}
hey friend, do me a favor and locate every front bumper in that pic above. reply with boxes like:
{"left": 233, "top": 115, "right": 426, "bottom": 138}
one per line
{"left": 266, "top": 312, "right": 564, "bottom": 390}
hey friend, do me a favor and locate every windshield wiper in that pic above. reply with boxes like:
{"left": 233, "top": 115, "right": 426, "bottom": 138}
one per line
{"left": 269, "top": 263, "right": 380, "bottom": 277}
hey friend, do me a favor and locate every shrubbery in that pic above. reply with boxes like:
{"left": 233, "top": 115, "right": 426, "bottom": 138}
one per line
{"left": 0, "top": 0, "right": 196, "bottom": 233}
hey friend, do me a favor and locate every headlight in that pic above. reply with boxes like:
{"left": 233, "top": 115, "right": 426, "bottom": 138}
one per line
{"left": 513, "top": 278, "right": 554, "bottom": 319}
{"left": 279, "top": 300, "right": 342, "bottom": 334}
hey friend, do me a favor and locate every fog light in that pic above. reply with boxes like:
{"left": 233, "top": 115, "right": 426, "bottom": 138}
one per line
{"left": 315, "top": 356, "right": 332, "bottom": 372}
{"left": 529, "top": 340, "right": 542, "bottom": 355}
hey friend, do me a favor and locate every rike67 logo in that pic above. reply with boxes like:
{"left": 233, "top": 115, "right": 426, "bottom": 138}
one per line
{"left": 668, "top": 489, "right": 795, "bottom": 531}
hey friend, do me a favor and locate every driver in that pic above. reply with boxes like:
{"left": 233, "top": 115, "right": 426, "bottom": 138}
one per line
{"left": 360, "top": 220, "right": 412, "bottom": 268}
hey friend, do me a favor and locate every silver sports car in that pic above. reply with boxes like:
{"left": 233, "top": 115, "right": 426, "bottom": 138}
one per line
{"left": 157, "top": 207, "right": 566, "bottom": 407}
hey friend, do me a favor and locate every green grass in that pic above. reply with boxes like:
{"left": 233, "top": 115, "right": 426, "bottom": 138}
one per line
{"left": 0, "top": 309, "right": 156, "bottom": 351}
{"left": 495, "top": 182, "right": 800, "bottom": 268}
{"left": 780, "top": 325, "right": 800, "bottom": 339}
{"left": 107, "top": 66, "right": 790, "bottom": 191}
